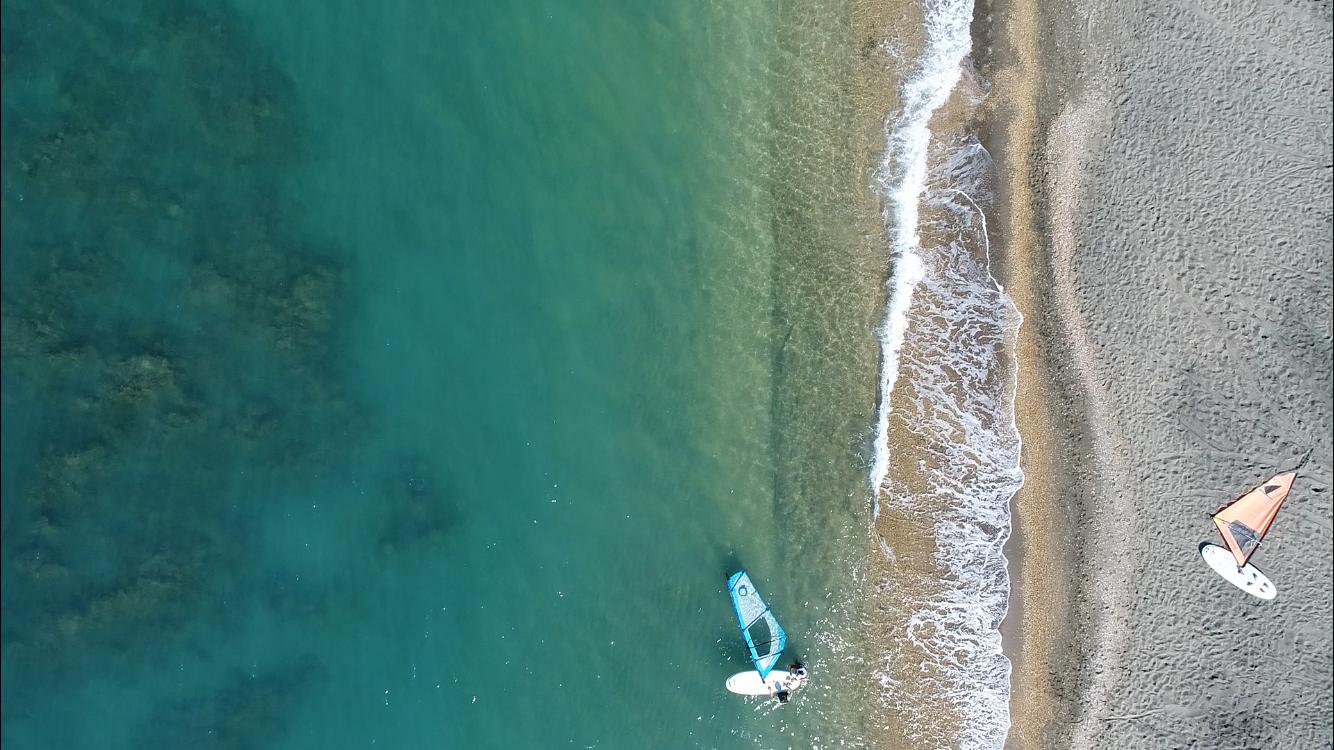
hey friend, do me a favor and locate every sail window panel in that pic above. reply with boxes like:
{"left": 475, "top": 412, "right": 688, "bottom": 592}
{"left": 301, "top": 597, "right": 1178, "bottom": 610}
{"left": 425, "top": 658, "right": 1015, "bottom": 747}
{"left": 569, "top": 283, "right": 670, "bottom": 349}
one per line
{"left": 747, "top": 618, "right": 773, "bottom": 652}
{"left": 1227, "top": 521, "right": 1261, "bottom": 556}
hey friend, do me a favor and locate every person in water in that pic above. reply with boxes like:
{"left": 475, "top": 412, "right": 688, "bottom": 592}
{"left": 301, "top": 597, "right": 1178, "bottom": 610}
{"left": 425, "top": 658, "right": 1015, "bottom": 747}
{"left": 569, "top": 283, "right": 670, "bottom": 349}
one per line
{"left": 788, "top": 661, "right": 808, "bottom": 688}
{"left": 772, "top": 661, "right": 807, "bottom": 703}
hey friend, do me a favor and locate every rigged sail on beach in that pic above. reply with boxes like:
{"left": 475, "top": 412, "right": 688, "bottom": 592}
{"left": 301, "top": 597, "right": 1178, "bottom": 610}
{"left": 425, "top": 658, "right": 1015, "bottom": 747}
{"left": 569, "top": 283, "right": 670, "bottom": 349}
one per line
{"left": 1211, "top": 471, "right": 1296, "bottom": 568}
{"left": 727, "top": 571, "right": 786, "bottom": 678}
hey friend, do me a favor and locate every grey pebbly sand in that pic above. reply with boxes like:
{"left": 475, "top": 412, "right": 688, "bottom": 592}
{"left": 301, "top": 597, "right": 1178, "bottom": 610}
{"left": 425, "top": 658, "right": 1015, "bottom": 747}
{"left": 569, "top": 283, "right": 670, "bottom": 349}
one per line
{"left": 989, "top": 0, "right": 1333, "bottom": 747}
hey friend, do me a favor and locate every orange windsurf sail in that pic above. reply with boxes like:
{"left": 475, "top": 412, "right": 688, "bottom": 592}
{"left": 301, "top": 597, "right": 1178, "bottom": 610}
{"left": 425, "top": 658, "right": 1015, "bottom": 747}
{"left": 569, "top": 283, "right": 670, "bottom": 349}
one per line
{"left": 1212, "top": 471, "right": 1295, "bottom": 567}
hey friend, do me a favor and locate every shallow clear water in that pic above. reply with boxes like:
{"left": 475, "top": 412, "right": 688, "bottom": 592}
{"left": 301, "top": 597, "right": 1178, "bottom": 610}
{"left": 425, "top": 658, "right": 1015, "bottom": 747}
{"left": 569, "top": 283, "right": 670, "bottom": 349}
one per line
{"left": 2, "top": 0, "right": 883, "bottom": 747}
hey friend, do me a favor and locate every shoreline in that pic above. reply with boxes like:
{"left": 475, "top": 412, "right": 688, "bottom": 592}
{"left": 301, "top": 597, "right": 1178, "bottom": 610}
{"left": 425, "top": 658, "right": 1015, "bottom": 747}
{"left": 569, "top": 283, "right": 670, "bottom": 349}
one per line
{"left": 850, "top": 0, "right": 1329, "bottom": 744}
{"left": 980, "top": 0, "right": 1087, "bottom": 743}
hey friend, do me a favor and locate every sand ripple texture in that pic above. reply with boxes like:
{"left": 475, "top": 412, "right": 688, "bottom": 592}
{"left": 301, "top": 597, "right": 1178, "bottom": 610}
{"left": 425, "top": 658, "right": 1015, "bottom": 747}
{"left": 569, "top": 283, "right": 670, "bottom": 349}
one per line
{"left": 1053, "top": 0, "right": 1332, "bottom": 747}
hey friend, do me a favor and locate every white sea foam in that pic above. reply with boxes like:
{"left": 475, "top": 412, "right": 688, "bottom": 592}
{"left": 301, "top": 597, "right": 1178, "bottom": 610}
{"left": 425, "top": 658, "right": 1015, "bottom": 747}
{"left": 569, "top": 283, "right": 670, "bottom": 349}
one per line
{"left": 876, "top": 141, "right": 1023, "bottom": 750}
{"left": 867, "top": 1, "right": 1025, "bottom": 746}
{"left": 869, "top": 0, "right": 977, "bottom": 519}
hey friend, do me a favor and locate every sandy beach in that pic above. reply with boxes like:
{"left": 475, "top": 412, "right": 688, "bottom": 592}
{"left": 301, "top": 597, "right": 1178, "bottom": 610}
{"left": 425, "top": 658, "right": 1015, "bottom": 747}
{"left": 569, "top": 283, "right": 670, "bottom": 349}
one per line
{"left": 991, "top": 0, "right": 1334, "bottom": 747}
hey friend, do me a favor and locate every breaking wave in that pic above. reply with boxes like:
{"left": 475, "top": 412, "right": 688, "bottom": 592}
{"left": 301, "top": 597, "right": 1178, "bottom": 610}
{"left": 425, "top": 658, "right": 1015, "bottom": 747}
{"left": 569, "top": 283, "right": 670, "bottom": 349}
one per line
{"left": 866, "top": 1, "right": 1024, "bottom": 746}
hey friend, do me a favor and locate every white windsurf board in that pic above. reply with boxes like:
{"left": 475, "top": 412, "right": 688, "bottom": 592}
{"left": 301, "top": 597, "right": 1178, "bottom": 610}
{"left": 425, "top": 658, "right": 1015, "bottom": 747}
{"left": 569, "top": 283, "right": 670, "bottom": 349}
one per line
{"left": 725, "top": 669, "right": 791, "bottom": 696}
{"left": 1201, "top": 542, "right": 1276, "bottom": 600}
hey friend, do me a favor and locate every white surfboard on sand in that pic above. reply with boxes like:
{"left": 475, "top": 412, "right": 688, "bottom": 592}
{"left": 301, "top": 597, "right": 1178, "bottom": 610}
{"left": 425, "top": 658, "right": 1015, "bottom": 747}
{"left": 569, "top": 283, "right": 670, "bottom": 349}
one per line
{"left": 725, "top": 669, "right": 791, "bottom": 696}
{"left": 1201, "top": 542, "right": 1276, "bottom": 600}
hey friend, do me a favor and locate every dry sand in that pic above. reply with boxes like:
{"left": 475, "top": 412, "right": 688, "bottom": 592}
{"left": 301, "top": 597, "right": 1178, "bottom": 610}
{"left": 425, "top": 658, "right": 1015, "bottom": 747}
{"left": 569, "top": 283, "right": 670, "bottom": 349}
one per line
{"left": 989, "top": 0, "right": 1334, "bottom": 747}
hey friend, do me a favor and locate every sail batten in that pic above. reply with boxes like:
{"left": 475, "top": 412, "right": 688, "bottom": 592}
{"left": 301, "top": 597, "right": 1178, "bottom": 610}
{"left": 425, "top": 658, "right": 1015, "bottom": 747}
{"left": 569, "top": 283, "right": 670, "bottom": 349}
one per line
{"left": 1212, "top": 470, "right": 1295, "bottom": 567}
{"left": 727, "top": 571, "right": 787, "bottom": 678}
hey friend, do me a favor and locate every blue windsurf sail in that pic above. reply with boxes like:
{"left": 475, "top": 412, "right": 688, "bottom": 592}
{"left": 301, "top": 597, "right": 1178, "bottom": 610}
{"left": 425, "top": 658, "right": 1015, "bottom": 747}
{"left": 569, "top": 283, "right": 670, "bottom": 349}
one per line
{"left": 727, "top": 570, "right": 787, "bottom": 678}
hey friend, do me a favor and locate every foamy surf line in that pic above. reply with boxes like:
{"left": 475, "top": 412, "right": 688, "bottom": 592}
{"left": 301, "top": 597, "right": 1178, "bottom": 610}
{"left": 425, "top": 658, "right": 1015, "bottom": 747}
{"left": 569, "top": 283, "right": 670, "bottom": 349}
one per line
{"left": 884, "top": 161, "right": 1023, "bottom": 747}
{"left": 868, "top": 2, "right": 1025, "bottom": 748}
{"left": 869, "top": 0, "right": 974, "bottom": 517}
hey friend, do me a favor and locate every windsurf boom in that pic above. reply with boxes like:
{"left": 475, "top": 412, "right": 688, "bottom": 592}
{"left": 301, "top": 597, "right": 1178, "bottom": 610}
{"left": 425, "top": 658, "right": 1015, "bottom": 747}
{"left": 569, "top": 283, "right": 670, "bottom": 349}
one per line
{"left": 727, "top": 571, "right": 787, "bottom": 678}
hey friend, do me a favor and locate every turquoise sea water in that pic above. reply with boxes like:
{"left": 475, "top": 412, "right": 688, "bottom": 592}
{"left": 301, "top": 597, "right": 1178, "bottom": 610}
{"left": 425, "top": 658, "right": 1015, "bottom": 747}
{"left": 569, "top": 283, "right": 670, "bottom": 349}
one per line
{"left": 3, "top": 1, "right": 884, "bottom": 748}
